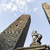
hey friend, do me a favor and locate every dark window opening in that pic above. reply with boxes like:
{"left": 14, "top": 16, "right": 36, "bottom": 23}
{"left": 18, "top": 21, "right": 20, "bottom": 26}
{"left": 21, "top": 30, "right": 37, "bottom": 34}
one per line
{"left": 16, "top": 25, "right": 18, "bottom": 27}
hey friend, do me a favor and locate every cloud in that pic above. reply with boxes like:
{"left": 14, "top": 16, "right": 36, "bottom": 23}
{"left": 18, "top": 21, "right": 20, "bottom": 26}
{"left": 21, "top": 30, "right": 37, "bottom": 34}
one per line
{"left": 6, "top": 4, "right": 12, "bottom": 9}
{"left": 33, "top": 8, "right": 38, "bottom": 12}
{"left": 2, "top": 0, "right": 6, "bottom": 1}
{"left": 1, "top": 3, "right": 6, "bottom": 7}
{"left": 15, "top": 0, "right": 26, "bottom": 9}
{"left": 0, "top": 0, "right": 35, "bottom": 13}
{"left": 27, "top": 0, "right": 35, "bottom": 2}
{"left": 9, "top": 2, "right": 13, "bottom": 5}
{"left": 1, "top": 0, "right": 7, "bottom": 2}
{"left": 11, "top": 0, "right": 14, "bottom": 2}
{"left": 0, "top": 3, "right": 7, "bottom": 11}
{"left": 11, "top": 4, "right": 17, "bottom": 12}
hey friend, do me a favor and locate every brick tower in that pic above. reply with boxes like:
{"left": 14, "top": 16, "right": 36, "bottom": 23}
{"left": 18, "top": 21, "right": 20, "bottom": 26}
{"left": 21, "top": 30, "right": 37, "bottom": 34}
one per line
{"left": 42, "top": 3, "right": 50, "bottom": 24}
{"left": 0, "top": 15, "right": 31, "bottom": 50}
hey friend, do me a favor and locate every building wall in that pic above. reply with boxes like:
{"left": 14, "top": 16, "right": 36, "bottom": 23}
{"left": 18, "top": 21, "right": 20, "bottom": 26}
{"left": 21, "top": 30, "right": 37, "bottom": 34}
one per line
{"left": 42, "top": 3, "right": 50, "bottom": 23}
{"left": 0, "top": 15, "right": 31, "bottom": 50}
{"left": 16, "top": 45, "right": 50, "bottom": 50}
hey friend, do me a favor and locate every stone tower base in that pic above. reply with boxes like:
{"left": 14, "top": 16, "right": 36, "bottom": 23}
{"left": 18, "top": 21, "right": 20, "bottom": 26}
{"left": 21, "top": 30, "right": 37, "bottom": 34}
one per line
{"left": 16, "top": 45, "right": 50, "bottom": 50}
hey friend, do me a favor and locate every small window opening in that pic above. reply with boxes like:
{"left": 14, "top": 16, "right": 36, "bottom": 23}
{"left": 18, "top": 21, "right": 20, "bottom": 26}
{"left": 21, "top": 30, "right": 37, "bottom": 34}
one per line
{"left": 16, "top": 25, "right": 18, "bottom": 27}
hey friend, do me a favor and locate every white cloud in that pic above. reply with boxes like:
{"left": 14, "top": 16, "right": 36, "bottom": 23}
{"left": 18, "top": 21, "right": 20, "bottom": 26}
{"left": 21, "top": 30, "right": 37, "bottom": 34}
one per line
{"left": 9, "top": 2, "right": 13, "bottom": 5}
{"left": 15, "top": 0, "right": 26, "bottom": 9}
{"left": 4, "top": 0, "right": 7, "bottom": 2}
{"left": 27, "top": 0, "right": 34, "bottom": 2}
{"left": 6, "top": 4, "right": 12, "bottom": 9}
{"left": 11, "top": 4, "right": 17, "bottom": 12}
{"left": 1, "top": 0, "right": 7, "bottom": 3}
{"left": 11, "top": 0, "right": 14, "bottom": 2}
{"left": 0, "top": 0, "right": 35, "bottom": 13}
{"left": 0, "top": 3, "right": 7, "bottom": 10}
{"left": 33, "top": 8, "right": 38, "bottom": 12}
{"left": 1, "top": 3, "right": 6, "bottom": 7}
{"left": 2, "top": 0, "right": 7, "bottom": 2}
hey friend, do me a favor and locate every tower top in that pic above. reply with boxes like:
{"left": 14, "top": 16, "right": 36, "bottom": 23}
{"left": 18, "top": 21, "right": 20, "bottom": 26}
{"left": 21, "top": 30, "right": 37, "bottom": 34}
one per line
{"left": 42, "top": 3, "right": 50, "bottom": 24}
{"left": 0, "top": 15, "right": 31, "bottom": 50}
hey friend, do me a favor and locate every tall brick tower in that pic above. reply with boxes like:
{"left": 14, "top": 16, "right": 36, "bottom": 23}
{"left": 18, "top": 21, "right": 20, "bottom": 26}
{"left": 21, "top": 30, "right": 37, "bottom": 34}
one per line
{"left": 42, "top": 3, "right": 50, "bottom": 24}
{"left": 0, "top": 15, "right": 31, "bottom": 50}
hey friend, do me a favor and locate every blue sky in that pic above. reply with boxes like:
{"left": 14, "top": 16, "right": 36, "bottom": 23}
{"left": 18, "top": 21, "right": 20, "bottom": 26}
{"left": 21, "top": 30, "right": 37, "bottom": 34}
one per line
{"left": 0, "top": 0, "right": 50, "bottom": 47}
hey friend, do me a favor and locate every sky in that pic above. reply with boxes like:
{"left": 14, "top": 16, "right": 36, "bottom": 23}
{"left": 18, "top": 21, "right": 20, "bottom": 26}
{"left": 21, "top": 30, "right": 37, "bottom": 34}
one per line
{"left": 0, "top": 0, "right": 50, "bottom": 47}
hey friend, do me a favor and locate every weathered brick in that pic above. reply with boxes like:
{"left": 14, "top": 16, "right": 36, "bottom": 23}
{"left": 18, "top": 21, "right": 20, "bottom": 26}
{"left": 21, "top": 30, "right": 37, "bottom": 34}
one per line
{"left": 0, "top": 15, "right": 31, "bottom": 50}
{"left": 42, "top": 3, "right": 50, "bottom": 24}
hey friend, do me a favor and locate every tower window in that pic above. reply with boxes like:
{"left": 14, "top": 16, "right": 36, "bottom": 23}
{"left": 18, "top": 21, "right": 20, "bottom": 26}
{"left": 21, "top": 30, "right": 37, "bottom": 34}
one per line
{"left": 16, "top": 25, "right": 18, "bottom": 27}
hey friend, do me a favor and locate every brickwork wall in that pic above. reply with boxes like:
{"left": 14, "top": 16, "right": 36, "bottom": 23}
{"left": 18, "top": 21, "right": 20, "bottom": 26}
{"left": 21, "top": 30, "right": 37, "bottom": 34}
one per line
{"left": 0, "top": 15, "right": 31, "bottom": 50}
{"left": 42, "top": 3, "right": 50, "bottom": 23}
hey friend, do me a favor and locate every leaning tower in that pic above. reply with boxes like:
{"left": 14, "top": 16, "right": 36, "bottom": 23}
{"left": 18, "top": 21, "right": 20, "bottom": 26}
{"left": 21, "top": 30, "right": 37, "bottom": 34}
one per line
{"left": 0, "top": 15, "right": 31, "bottom": 50}
{"left": 42, "top": 3, "right": 50, "bottom": 24}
